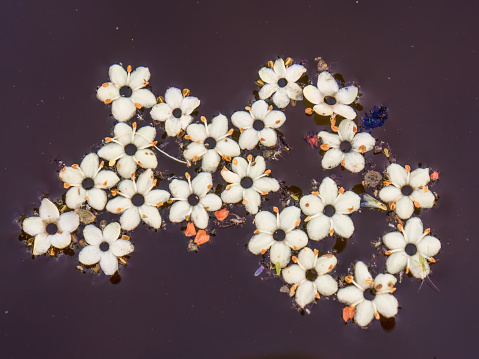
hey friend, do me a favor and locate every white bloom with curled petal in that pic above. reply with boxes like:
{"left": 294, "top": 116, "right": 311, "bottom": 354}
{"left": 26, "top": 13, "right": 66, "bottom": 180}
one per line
{"left": 283, "top": 248, "right": 338, "bottom": 308}
{"left": 300, "top": 177, "right": 360, "bottom": 241}
{"left": 98, "top": 122, "right": 158, "bottom": 179}
{"left": 79, "top": 222, "right": 134, "bottom": 275}
{"left": 106, "top": 169, "right": 170, "bottom": 231}
{"left": 168, "top": 172, "right": 222, "bottom": 229}
{"left": 337, "top": 262, "right": 398, "bottom": 327}
{"left": 318, "top": 120, "right": 375, "bottom": 173}
{"left": 22, "top": 199, "right": 79, "bottom": 255}
{"left": 383, "top": 217, "right": 441, "bottom": 279}
{"left": 304, "top": 71, "right": 358, "bottom": 120}
{"left": 248, "top": 206, "right": 308, "bottom": 268}
{"left": 258, "top": 58, "right": 306, "bottom": 108}
{"left": 59, "top": 153, "right": 119, "bottom": 210}
{"left": 183, "top": 115, "right": 240, "bottom": 172}
{"left": 379, "top": 164, "right": 435, "bottom": 220}
{"left": 231, "top": 100, "right": 286, "bottom": 150}
{"left": 150, "top": 87, "right": 200, "bottom": 137}
{"left": 96, "top": 64, "right": 157, "bottom": 122}
{"left": 220, "top": 155, "right": 279, "bottom": 215}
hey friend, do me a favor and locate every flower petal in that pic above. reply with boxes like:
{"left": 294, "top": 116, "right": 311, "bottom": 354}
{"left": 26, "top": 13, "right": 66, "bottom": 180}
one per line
{"left": 33, "top": 233, "right": 51, "bottom": 255}
{"left": 215, "top": 138, "right": 240, "bottom": 158}
{"left": 136, "top": 150, "right": 157, "bottom": 170}
{"left": 272, "top": 88, "right": 290, "bottom": 108}
{"left": 273, "top": 58, "right": 286, "bottom": 77}
{"left": 318, "top": 131, "right": 341, "bottom": 147}
{"left": 135, "top": 125, "right": 156, "bottom": 146}
{"left": 110, "top": 239, "right": 134, "bottom": 257}
{"left": 409, "top": 253, "right": 430, "bottom": 279}
{"left": 300, "top": 194, "right": 324, "bottom": 216}
{"left": 334, "top": 191, "right": 360, "bottom": 214}
{"left": 180, "top": 96, "right": 200, "bottom": 115}
{"left": 169, "top": 201, "right": 191, "bottom": 223}
{"left": 120, "top": 207, "right": 141, "bottom": 231}
{"left": 231, "top": 157, "right": 248, "bottom": 177}
{"left": 103, "top": 222, "right": 121, "bottom": 242}
{"left": 58, "top": 212, "right": 79, "bottom": 233}
{"left": 239, "top": 128, "right": 260, "bottom": 150}
{"left": 285, "top": 229, "right": 308, "bottom": 250}
{"left": 315, "top": 274, "right": 338, "bottom": 296}
{"left": 355, "top": 300, "right": 375, "bottom": 327}
{"left": 298, "top": 247, "right": 316, "bottom": 269}
{"left": 165, "top": 87, "right": 183, "bottom": 108}
{"left": 231, "top": 111, "right": 254, "bottom": 129}
{"left": 199, "top": 193, "right": 222, "bottom": 211}
{"left": 187, "top": 123, "right": 208, "bottom": 142}
{"left": 410, "top": 168, "right": 430, "bottom": 189}
{"left": 130, "top": 88, "right": 156, "bottom": 108}
{"left": 65, "top": 187, "right": 86, "bottom": 209}
{"left": 379, "top": 186, "right": 402, "bottom": 203}
{"left": 383, "top": 232, "right": 406, "bottom": 250}
{"left": 306, "top": 215, "right": 330, "bottom": 241}
{"left": 270, "top": 241, "right": 291, "bottom": 268}
{"left": 244, "top": 188, "right": 261, "bottom": 214}
{"left": 170, "top": 179, "right": 191, "bottom": 199}
{"left": 98, "top": 143, "right": 124, "bottom": 161}
{"left": 83, "top": 224, "right": 103, "bottom": 246}
{"left": 282, "top": 265, "right": 305, "bottom": 285}
{"left": 303, "top": 85, "right": 322, "bottom": 104}
{"left": 150, "top": 103, "right": 172, "bottom": 122}
{"left": 258, "top": 67, "right": 279, "bottom": 84}
{"left": 374, "top": 273, "right": 397, "bottom": 290}
{"left": 39, "top": 199, "right": 60, "bottom": 222}
{"left": 183, "top": 142, "right": 207, "bottom": 162}
{"left": 337, "top": 286, "right": 364, "bottom": 305}
{"left": 249, "top": 156, "right": 267, "bottom": 179}
{"left": 139, "top": 205, "right": 162, "bottom": 229}
{"left": 295, "top": 281, "right": 316, "bottom": 308}
{"left": 286, "top": 82, "right": 303, "bottom": 101}
{"left": 263, "top": 110, "right": 286, "bottom": 129}
{"left": 144, "top": 189, "right": 170, "bottom": 206}
{"left": 111, "top": 97, "right": 136, "bottom": 122}
{"left": 351, "top": 132, "right": 375, "bottom": 152}
{"left": 395, "top": 196, "right": 414, "bottom": 220}
{"left": 50, "top": 232, "right": 72, "bottom": 249}
{"left": 100, "top": 251, "right": 119, "bottom": 275}
{"left": 374, "top": 294, "right": 398, "bottom": 318}
{"left": 315, "top": 254, "right": 337, "bottom": 275}
{"left": 259, "top": 83, "right": 277, "bottom": 99}
{"left": 94, "top": 170, "right": 119, "bottom": 189}
{"left": 279, "top": 206, "right": 300, "bottom": 231}
{"left": 313, "top": 103, "right": 334, "bottom": 116}
{"left": 417, "top": 235, "right": 441, "bottom": 257}
{"left": 165, "top": 118, "right": 182, "bottom": 137}
{"left": 221, "top": 185, "right": 243, "bottom": 203}
{"left": 317, "top": 72, "right": 339, "bottom": 96}
{"left": 255, "top": 211, "right": 277, "bottom": 233}
{"left": 251, "top": 100, "right": 269, "bottom": 120}
{"left": 387, "top": 164, "right": 408, "bottom": 187}
{"left": 338, "top": 120, "right": 357, "bottom": 142}
{"left": 191, "top": 205, "right": 209, "bottom": 229}
{"left": 117, "top": 155, "right": 137, "bottom": 179}
{"left": 22, "top": 217, "right": 45, "bottom": 236}
{"left": 321, "top": 148, "right": 343, "bottom": 170}
{"left": 128, "top": 66, "right": 151, "bottom": 89}
{"left": 248, "top": 233, "right": 274, "bottom": 255}
{"left": 221, "top": 167, "right": 241, "bottom": 184}
{"left": 106, "top": 196, "right": 132, "bottom": 214}
{"left": 285, "top": 64, "right": 306, "bottom": 83}
{"left": 343, "top": 152, "right": 365, "bottom": 173}
{"left": 335, "top": 86, "right": 358, "bottom": 105}
{"left": 319, "top": 177, "right": 338, "bottom": 205}
{"left": 59, "top": 167, "right": 84, "bottom": 186}
{"left": 192, "top": 172, "right": 212, "bottom": 197}
{"left": 410, "top": 189, "right": 435, "bottom": 209}
{"left": 355, "top": 262, "right": 373, "bottom": 290}
{"left": 79, "top": 245, "right": 102, "bottom": 266}
{"left": 332, "top": 213, "right": 355, "bottom": 238}
{"left": 201, "top": 149, "right": 221, "bottom": 173}
{"left": 109, "top": 64, "right": 128, "bottom": 86}
{"left": 87, "top": 188, "right": 107, "bottom": 210}
{"left": 258, "top": 128, "right": 277, "bottom": 147}
{"left": 252, "top": 178, "right": 280, "bottom": 194}
{"left": 119, "top": 179, "right": 135, "bottom": 198}
{"left": 386, "top": 252, "right": 408, "bottom": 274}
{"left": 79, "top": 153, "right": 99, "bottom": 179}
{"left": 97, "top": 83, "right": 119, "bottom": 102}
{"left": 136, "top": 169, "right": 154, "bottom": 194}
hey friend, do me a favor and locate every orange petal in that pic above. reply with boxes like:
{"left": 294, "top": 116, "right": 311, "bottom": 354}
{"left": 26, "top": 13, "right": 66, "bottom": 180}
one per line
{"left": 194, "top": 230, "right": 210, "bottom": 245}
{"left": 215, "top": 208, "right": 229, "bottom": 221}
{"left": 185, "top": 222, "right": 196, "bottom": 237}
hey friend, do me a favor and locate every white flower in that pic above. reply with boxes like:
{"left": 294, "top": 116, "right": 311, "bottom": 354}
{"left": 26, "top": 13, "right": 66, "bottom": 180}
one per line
{"left": 231, "top": 100, "right": 286, "bottom": 150}
{"left": 337, "top": 262, "right": 398, "bottom": 327}
{"left": 318, "top": 119, "right": 375, "bottom": 173}
{"left": 106, "top": 169, "right": 170, "bottom": 231}
{"left": 96, "top": 64, "right": 157, "bottom": 122}
{"left": 183, "top": 114, "right": 240, "bottom": 172}
{"left": 378, "top": 164, "right": 435, "bottom": 220}
{"left": 303, "top": 71, "right": 358, "bottom": 120}
{"left": 220, "top": 155, "right": 279, "bottom": 215}
{"left": 169, "top": 172, "right": 222, "bottom": 229}
{"left": 22, "top": 199, "right": 79, "bottom": 255}
{"left": 248, "top": 206, "right": 308, "bottom": 268}
{"left": 383, "top": 217, "right": 441, "bottom": 279}
{"left": 258, "top": 58, "right": 306, "bottom": 108}
{"left": 150, "top": 87, "right": 200, "bottom": 137}
{"left": 79, "top": 222, "right": 134, "bottom": 276}
{"left": 59, "top": 153, "right": 119, "bottom": 210}
{"left": 98, "top": 122, "right": 158, "bottom": 179}
{"left": 300, "top": 177, "right": 360, "bottom": 241}
{"left": 283, "top": 248, "right": 338, "bottom": 308}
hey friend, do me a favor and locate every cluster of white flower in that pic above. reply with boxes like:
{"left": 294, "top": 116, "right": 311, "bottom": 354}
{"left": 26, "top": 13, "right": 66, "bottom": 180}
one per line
{"left": 20, "top": 58, "right": 440, "bottom": 328}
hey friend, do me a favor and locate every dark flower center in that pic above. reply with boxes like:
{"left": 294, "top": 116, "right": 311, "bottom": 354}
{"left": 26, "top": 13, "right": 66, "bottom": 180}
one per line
{"left": 323, "top": 204, "right": 336, "bottom": 217}
{"left": 277, "top": 78, "right": 288, "bottom": 88}
{"left": 401, "top": 185, "right": 413, "bottom": 196}
{"left": 340, "top": 141, "right": 352, "bottom": 153}
{"left": 204, "top": 137, "right": 217, "bottom": 148}
{"left": 172, "top": 108, "right": 182, "bottom": 118}
{"left": 324, "top": 96, "right": 337, "bottom": 105}
{"left": 131, "top": 193, "right": 145, "bottom": 207}
{"left": 119, "top": 86, "right": 132, "bottom": 97}
{"left": 188, "top": 194, "right": 200, "bottom": 206}
{"left": 240, "top": 177, "right": 254, "bottom": 189}
{"left": 273, "top": 229, "right": 286, "bottom": 241}
{"left": 46, "top": 223, "right": 58, "bottom": 235}
{"left": 405, "top": 243, "right": 417, "bottom": 256}
{"left": 253, "top": 120, "right": 265, "bottom": 131}
{"left": 82, "top": 178, "right": 95, "bottom": 190}
{"left": 99, "top": 242, "right": 110, "bottom": 252}
{"left": 124, "top": 143, "right": 138, "bottom": 156}
{"left": 305, "top": 268, "right": 318, "bottom": 281}
{"left": 364, "top": 288, "right": 376, "bottom": 301}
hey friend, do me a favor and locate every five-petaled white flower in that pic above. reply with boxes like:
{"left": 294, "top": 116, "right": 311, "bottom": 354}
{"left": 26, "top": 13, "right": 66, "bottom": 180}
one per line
{"left": 248, "top": 206, "right": 308, "bottom": 268}
{"left": 220, "top": 155, "right": 279, "bottom": 215}
{"left": 378, "top": 164, "right": 435, "bottom": 220}
{"left": 383, "top": 217, "right": 441, "bottom": 279}
{"left": 283, "top": 247, "right": 338, "bottom": 308}
{"left": 98, "top": 122, "right": 158, "bottom": 179}
{"left": 337, "top": 261, "right": 398, "bottom": 327}
{"left": 22, "top": 198, "right": 79, "bottom": 255}
{"left": 231, "top": 100, "right": 286, "bottom": 150}
{"left": 59, "top": 153, "right": 119, "bottom": 210}
{"left": 258, "top": 58, "right": 306, "bottom": 108}
{"left": 300, "top": 177, "right": 360, "bottom": 241}
{"left": 106, "top": 169, "right": 170, "bottom": 231}
{"left": 96, "top": 64, "right": 157, "bottom": 122}
{"left": 150, "top": 87, "right": 200, "bottom": 137}
{"left": 318, "top": 119, "right": 375, "bottom": 173}
{"left": 169, "top": 172, "right": 222, "bottom": 229}
{"left": 183, "top": 114, "right": 240, "bottom": 172}
{"left": 304, "top": 71, "right": 358, "bottom": 120}
{"left": 79, "top": 222, "right": 134, "bottom": 276}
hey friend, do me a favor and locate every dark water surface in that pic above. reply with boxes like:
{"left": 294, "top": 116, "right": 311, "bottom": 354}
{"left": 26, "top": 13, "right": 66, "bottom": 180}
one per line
{"left": 1, "top": 1, "right": 478, "bottom": 358}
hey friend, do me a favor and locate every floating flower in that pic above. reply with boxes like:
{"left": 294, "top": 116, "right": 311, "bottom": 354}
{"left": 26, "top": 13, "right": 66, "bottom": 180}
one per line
{"left": 98, "top": 122, "right": 158, "bottom": 179}
{"left": 247, "top": 206, "right": 308, "bottom": 268}
{"left": 150, "top": 87, "right": 200, "bottom": 137}
{"left": 79, "top": 222, "right": 134, "bottom": 275}
{"left": 318, "top": 119, "right": 375, "bottom": 173}
{"left": 96, "top": 64, "right": 157, "bottom": 122}
{"left": 22, "top": 199, "right": 79, "bottom": 255}
{"left": 304, "top": 71, "right": 358, "bottom": 120}
{"left": 378, "top": 164, "right": 435, "bottom": 219}
{"left": 383, "top": 217, "right": 441, "bottom": 279}
{"left": 169, "top": 172, "right": 222, "bottom": 229}
{"left": 220, "top": 155, "right": 279, "bottom": 215}
{"left": 59, "top": 153, "right": 119, "bottom": 210}
{"left": 258, "top": 58, "right": 306, "bottom": 108}
{"left": 300, "top": 177, "right": 360, "bottom": 240}
{"left": 337, "top": 261, "right": 398, "bottom": 327}
{"left": 231, "top": 100, "right": 286, "bottom": 150}
{"left": 183, "top": 115, "right": 240, "bottom": 172}
{"left": 106, "top": 169, "right": 169, "bottom": 231}
{"left": 282, "top": 248, "right": 338, "bottom": 308}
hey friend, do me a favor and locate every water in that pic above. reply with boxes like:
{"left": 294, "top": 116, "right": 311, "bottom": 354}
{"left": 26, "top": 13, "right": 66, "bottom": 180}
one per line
{"left": 1, "top": 1, "right": 478, "bottom": 358}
